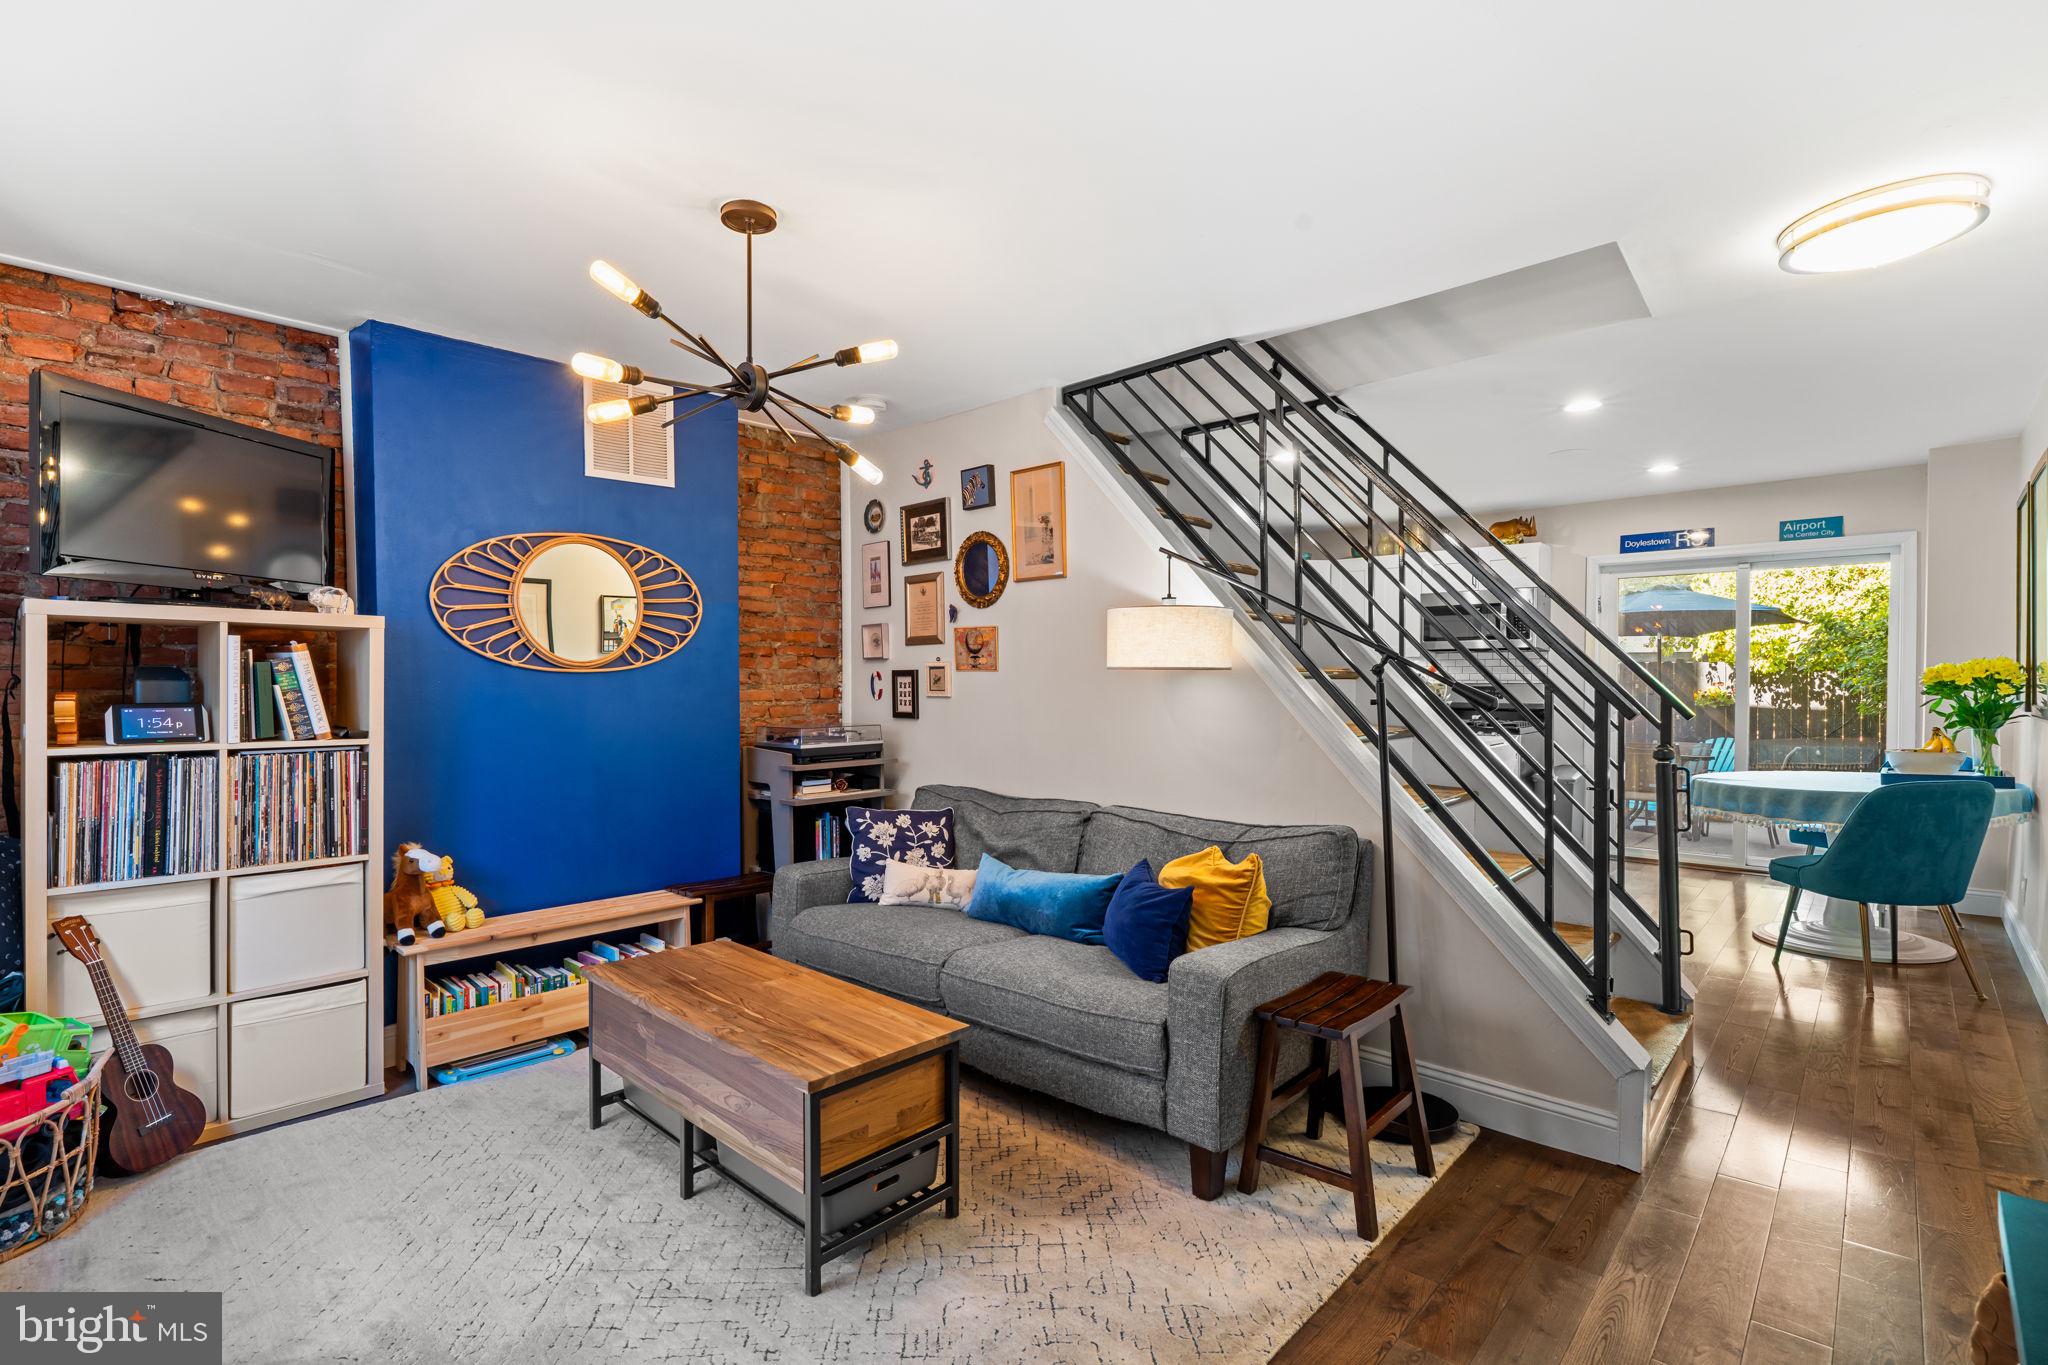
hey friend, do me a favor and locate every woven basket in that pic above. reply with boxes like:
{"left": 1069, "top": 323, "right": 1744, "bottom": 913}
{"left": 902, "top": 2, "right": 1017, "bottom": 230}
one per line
{"left": 0, "top": 1051, "right": 105, "bottom": 1265}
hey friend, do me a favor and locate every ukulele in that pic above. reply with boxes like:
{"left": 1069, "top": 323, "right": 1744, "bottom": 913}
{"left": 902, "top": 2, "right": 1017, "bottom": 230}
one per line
{"left": 50, "top": 916, "right": 207, "bottom": 1175}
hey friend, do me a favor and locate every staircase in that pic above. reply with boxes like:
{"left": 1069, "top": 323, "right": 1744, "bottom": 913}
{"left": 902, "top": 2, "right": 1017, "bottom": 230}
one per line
{"left": 1056, "top": 339, "right": 1697, "bottom": 1165}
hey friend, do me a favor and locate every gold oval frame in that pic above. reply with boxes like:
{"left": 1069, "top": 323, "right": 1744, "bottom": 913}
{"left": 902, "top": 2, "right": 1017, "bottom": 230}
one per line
{"left": 430, "top": 532, "right": 702, "bottom": 672}
{"left": 954, "top": 530, "right": 1010, "bottom": 608}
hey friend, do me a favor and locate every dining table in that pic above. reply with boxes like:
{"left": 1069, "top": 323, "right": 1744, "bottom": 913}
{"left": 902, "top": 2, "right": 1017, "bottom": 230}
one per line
{"left": 1687, "top": 769, "right": 2035, "bottom": 965}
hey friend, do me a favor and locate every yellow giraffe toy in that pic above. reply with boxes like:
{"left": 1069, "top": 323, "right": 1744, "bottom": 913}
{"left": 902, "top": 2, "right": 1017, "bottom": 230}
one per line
{"left": 405, "top": 846, "right": 484, "bottom": 933}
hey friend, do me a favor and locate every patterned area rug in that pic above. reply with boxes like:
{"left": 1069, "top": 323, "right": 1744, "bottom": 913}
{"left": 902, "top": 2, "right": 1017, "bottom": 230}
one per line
{"left": 1, "top": 1054, "right": 1472, "bottom": 1363}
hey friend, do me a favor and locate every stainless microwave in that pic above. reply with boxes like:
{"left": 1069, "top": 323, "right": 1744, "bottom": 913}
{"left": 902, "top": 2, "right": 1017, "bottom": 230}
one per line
{"left": 1420, "top": 595, "right": 1533, "bottom": 647}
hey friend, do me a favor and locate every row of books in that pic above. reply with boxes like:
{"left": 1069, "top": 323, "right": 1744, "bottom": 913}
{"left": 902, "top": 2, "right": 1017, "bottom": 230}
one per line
{"left": 230, "top": 749, "right": 367, "bottom": 868}
{"left": 428, "top": 961, "right": 582, "bottom": 1015}
{"left": 225, "top": 636, "right": 335, "bottom": 742}
{"left": 49, "top": 755, "right": 218, "bottom": 887}
{"left": 422, "top": 933, "right": 667, "bottom": 1015}
{"left": 813, "top": 808, "right": 850, "bottom": 859}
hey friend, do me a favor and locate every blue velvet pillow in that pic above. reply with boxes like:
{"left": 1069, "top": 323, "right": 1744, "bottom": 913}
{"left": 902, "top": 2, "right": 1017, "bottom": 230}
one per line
{"left": 964, "top": 854, "right": 1120, "bottom": 943}
{"left": 847, "top": 806, "right": 955, "bottom": 903}
{"left": 1102, "top": 859, "right": 1194, "bottom": 982}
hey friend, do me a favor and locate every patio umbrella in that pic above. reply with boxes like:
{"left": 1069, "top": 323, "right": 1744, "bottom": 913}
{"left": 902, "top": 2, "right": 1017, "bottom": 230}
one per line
{"left": 1619, "top": 586, "right": 1800, "bottom": 638}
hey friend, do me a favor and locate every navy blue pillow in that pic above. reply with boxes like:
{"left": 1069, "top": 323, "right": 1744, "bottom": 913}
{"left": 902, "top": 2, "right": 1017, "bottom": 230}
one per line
{"left": 964, "top": 854, "right": 1119, "bottom": 943}
{"left": 847, "top": 806, "right": 955, "bottom": 902}
{"left": 1102, "top": 859, "right": 1194, "bottom": 982}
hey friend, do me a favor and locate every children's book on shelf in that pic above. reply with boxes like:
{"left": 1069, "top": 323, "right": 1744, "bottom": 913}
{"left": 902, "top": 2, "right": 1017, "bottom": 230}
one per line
{"left": 422, "top": 949, "right": 637, "bottom": 1016}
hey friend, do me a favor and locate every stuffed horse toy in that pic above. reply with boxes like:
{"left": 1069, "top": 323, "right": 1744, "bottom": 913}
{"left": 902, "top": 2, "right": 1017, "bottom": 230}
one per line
{"left": 384, "top": 842, "right": 444, "bottom": 946}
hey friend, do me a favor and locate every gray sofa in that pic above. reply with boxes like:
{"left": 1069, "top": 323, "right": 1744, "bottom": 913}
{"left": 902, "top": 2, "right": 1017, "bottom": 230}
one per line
{"left": 770, "top": 784, "right": 1372, "bottom": 1197}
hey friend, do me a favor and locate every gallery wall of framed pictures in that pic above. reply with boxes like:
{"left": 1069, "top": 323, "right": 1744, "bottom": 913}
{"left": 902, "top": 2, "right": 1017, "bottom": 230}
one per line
{"left": 853, "top": 455, "right": 1067, "bottom": 719}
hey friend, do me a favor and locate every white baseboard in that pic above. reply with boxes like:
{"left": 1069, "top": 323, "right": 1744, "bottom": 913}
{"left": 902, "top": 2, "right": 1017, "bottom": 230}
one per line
{"left": 1959, "top": 887, "right": 2010, "bottom": 919}
{"left": 1359, "top": 1046, "right": 1623, "bottom": 1167}
{"left": 1997, "top": 899, "right": 2048, "bottom": 1024}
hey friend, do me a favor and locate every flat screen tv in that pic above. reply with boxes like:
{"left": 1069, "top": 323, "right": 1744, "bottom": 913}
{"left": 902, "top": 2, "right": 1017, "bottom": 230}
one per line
{"left": 29, "top": 372, "right": 332, "bottom": 593}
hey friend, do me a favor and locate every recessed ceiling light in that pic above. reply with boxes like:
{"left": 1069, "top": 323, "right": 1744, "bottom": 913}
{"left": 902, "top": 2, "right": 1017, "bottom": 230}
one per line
{"left": 1562, "top": 396, "right": 1602, "bottom": 415}
{"left": 1647, "top": 460, "right": 1680, "bottom": 476}
{"left": 1777, "top": 173, "right": 1991, "bottom": 274}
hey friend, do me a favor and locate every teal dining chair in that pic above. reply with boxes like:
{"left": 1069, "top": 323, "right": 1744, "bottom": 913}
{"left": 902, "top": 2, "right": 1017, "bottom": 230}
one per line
{"left": 1768, "top": 780, "right": 1992, "bottom": 997}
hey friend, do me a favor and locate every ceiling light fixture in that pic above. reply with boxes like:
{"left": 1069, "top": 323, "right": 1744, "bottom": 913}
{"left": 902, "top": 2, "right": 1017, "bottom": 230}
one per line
{"left": 1647, "top": 459, "right": 1680, "bottom": 476}
{"left": 1562, "top": 396, "right": 1603, "bottom": 415}
{"left": 575, "top": 199, "right": 896, "bottom": 484}
{"left": 1776, "top": 173, "right": 1991, "bottom": 274}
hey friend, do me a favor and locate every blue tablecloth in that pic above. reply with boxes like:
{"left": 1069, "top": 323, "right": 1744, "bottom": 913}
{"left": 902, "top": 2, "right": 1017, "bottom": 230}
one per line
{"left": 1690, "top": 770, "right": 2036, "bottom": 831}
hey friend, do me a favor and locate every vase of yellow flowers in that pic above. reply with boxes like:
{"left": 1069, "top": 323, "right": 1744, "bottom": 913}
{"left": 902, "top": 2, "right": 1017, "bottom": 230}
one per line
{"left": 1920, "top": 656, "right": 2026, "bottom": 777}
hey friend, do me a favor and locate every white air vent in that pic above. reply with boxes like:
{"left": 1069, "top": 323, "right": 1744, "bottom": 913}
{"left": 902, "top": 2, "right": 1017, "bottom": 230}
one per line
{"left": 583, "top": 378, "right": 676, "bottom": 487}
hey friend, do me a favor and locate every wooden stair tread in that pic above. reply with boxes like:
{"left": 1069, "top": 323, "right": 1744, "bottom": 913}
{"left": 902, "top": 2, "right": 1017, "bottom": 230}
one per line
{"left": 1344, "top": 721, "right": 1411, "bottom": 740}
{"left": 1135, "top": 468, "right": 1169, "bottom": 484}
{"left": 1103, "top": 430, "right": 1133, "bottom": 445}
{"left": 1159, "top": 508, "right": 1214, "bottom": 529}
{"left": 1297, "top": 665, "right": 1362, "bottom": 681}
{"left": 1551, "top": 921, "right": 1623, "bottom": 961}
{"left": 1468, "top": 848, "right": 1537, "bottom": 882}
{"left": 1403, "top": 782, "right": 1473, "bottom": 808}
{"left": 1226, "top": 561, "right": 1258, "bottom": 575}
{"left": 1610, "top": 996, "right": 1693, "bottom": 1092}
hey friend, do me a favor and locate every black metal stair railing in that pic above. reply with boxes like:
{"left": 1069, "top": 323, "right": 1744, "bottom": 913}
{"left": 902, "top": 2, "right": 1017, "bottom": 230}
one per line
{"left": 1060, "top": 339, "right": 1695, "bottom": 1019}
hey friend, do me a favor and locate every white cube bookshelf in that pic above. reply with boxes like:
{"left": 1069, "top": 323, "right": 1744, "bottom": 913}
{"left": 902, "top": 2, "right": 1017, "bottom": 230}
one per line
{"left": 18, "top": 598, "right": 385, "bottom": 1144}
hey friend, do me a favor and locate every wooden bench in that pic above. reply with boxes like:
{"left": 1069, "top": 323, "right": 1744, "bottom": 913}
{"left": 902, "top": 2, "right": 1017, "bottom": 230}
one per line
{"left": 387, "top": 889, "right": 696, "bottom": 1086}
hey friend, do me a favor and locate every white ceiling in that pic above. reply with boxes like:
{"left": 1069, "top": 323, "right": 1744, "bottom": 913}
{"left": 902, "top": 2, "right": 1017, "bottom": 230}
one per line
{"left": 4, "top": 3, "right": 2046, "bottom": 509}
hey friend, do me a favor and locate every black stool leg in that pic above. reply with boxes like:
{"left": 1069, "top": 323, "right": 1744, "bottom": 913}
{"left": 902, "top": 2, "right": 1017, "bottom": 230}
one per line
{"left": 1305, "top": 1037, "right": 1330, "bottom": 1140}
{"left": 1236, "top": 1016, "right": 1282, "bottom": 1195}
{"left": 1336, "top": 1031, "right": 1378, "bottom": 1240}
{"left": 1391, "top": 1005, "right": 1435, "bottom": 1177}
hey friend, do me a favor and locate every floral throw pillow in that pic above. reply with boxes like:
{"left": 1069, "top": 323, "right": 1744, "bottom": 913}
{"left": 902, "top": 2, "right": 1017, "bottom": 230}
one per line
{"left": 846, "top": 806, "right": 956, "bottom": 903}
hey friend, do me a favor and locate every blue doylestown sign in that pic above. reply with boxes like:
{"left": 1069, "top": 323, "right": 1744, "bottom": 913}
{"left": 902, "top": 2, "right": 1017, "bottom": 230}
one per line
{"left": 1779, "top": 515, "right": 1844, "bottom": 541}
{"left": 1619, "top": 527, "right": 1715, "bottom": 554}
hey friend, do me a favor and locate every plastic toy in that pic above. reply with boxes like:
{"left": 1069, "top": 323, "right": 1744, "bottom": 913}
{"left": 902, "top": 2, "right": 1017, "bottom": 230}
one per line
{"left": 415, "top": 848, "right": 484, "bottom": 933}
{"left": 383, "top": 844, "right": 445, "bottom": 946}
{"left": 0, "top": 1057, "right": 82, "bottom": 1139}
{"left": 429, "top": 1036, "right": 574, "bottom": 1086}
{"left": 0, "top": 1014, "right": 89, "bottom": 1075}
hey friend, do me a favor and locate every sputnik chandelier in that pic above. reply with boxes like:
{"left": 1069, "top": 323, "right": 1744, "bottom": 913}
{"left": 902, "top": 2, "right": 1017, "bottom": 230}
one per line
{"left": 573, "top": 198, "right": 893, "bottom": 484}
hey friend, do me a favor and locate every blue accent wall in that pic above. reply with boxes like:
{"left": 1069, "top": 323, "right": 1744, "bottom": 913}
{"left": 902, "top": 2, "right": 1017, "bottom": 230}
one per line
{"left": 350, "top": 322, "right": 740, "bottom": 933}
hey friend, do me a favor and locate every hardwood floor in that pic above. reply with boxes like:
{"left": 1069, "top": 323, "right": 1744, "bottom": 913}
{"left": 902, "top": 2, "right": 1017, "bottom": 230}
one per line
{"left": 1275, "top": 865, "right": 2048, "bottom": 1364}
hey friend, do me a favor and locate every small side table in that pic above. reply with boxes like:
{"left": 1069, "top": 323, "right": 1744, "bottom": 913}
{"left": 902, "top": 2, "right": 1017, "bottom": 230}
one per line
{"left": 667, "top": 871, "right": 775, "bottom": 948}
{"left": 1237, "top": 972, "right": 1434, "bottom": 1240}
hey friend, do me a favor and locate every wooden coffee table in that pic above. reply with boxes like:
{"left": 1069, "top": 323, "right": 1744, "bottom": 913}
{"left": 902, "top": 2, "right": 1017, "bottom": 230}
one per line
{"left": 585, "top": 940, "right": 966, "bottom": 1295}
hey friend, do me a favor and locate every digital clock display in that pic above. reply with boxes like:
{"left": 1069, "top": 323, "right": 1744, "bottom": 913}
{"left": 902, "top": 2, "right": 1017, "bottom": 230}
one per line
{"left": 109, "top": 705, "right": 208, "bottom": 743}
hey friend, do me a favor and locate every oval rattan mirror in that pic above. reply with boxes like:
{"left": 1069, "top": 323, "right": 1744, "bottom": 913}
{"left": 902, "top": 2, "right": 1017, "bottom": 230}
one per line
{"left": 430, "top": 532, "right": 702, "bottom": 672}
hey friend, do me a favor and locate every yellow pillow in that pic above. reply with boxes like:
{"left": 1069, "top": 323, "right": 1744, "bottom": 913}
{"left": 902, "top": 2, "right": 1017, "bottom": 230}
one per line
{"left": 1159, "top": 846, "right": 1270, "bottom": 950}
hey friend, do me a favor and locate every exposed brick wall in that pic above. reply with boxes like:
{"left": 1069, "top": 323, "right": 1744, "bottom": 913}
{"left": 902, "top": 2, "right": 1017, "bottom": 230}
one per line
{"left": 738, "top": 418, "right": 842, "bottom": 739}
{"left": 0, "top": 265, "right": 344, "bottom": 740}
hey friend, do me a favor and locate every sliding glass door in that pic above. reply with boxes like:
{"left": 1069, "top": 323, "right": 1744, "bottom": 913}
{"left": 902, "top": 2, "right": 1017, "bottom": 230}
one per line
{"left": 1599, "top": 542, "right": 1906, "bottom": 871}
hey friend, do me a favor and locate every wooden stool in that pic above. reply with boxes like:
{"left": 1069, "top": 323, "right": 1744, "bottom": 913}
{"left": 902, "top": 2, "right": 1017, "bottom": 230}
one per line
{"left": 667, "top": 871, "right": 775, "bottom": 947}
{"left": 1236, "top": 971, "right": 1434, "bottom": 1240}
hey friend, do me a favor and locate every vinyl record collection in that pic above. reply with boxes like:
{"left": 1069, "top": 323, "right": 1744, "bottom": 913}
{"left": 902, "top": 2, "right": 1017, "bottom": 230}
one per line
{"left": 230, "top": 748, "right": 368, "bottom": 868}
{"left": 48, "top": 756, "right": 219, "bottom": 887}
